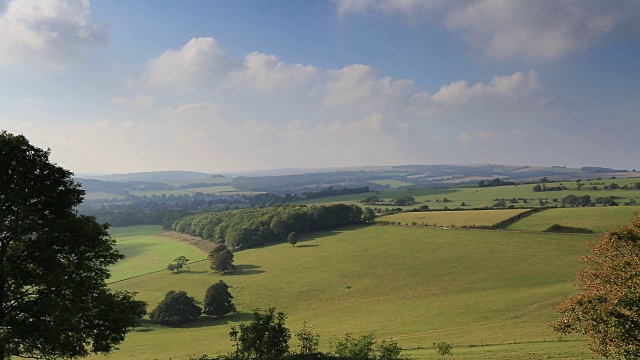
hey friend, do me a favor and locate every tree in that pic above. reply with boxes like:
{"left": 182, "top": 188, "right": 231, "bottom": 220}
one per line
{"left": 167, "top": 255, "right": 190, "bottom": 273}
{"left": 204, "top": 280, "right": 236, "bottom": 317}
{"left": 0, "top": 131, "right": 145, "bottom": 359}
{"left": 296, "top": 321, "right": 320, "bottom": 355}
{"left": 434, "top": 341, "right": 453, "bottom": 359}
{"left": 551, "top": 214, "right": 640, "bottom": 358}
{"left": 362, "top": 207, "right": 375, "bottom": 222}
{"left": 287, "top": 232, "right": 298, "bottom": 247}
{"left": 149, "top": 290, "right": 202, "bottom": 327}
{"left": 229, "top": 307, "right": 290, "bottom": 359}
{"left": 209, "top": 244, "right": 235, "bottom": 273}
{"left": 332, "top": 333, "right": 376, "bottom": 360}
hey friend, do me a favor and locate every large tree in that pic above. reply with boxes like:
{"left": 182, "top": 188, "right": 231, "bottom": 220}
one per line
{"left": 209, "top": 244, "right": 235, "bottom": 273}
{"left": 149, "top": 290, "right": 202, "bottom": 327}
{"left": 0, "top": 131, "right": 145, "bottom": 359}
{"left": 551, "top": 214, "right": 640, "bottom": 358}
{"left": 203, "top": 280, "right": 236, "bottom": 317}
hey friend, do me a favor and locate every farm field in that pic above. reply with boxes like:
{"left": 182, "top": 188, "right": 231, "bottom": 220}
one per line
{"left": 108, "top": 225, "right": 207, "bottom": 283}
{"left": 369, "top": 179, "right": 414, "bottom": 188}
{"left": 97, "top": 224, "right": 596, "bottom": 359}
{"left": 507, "top": 206, "right": 639, "bottom": 234}
{"left": 377, "top": 209, "right": 528, "bottom": 227}
{"left": 83, "top": 191, "right": 125, "bottom": 200}
{"left": 129, "top": 186, "right": 263, "bottom": 197}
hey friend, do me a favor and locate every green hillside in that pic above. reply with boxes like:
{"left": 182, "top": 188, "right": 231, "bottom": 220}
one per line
{"left": 97, "top": 224, "right": 596, "bottom": 359}
{"left": 507, "top": 206, "right": 639, "bottom": 234}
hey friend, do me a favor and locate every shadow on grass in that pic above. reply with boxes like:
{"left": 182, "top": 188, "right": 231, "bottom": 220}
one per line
{"left": 295, "top": 244, "right": 318, "bottom": 248}
{"left": 230, "top": 264, "right": 265, "bottom": 276}
{"left": 116, "top": 242, "right": 158, "bottom": 258}
{"left": 180, "top": 312, "right": 255, "bottom": 329}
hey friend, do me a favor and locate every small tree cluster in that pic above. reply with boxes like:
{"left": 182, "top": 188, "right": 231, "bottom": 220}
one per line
{"left": 149, "top": 291, "right": 202, "bottom": 327}
{"left": 332, "top": 333, "right": 404, "bottom": 360}
{"left": 230, "top": 308, "right": 290, "bottom": 359}
{"left": 204, "top": 280, "right": 236, "bottom": 317}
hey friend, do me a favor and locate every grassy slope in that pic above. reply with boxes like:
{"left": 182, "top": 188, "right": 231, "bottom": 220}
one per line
{"left": 377, "top": 209, "right": 528, "bottom": 227}
{"left": 98, "top": 225, "right": 594, "bottom": 360}
{"left": 109, "top": 225, "right": 207, "bottom": 283}
{"left": 507, "top": 206, "right": 639, "bottom": 234}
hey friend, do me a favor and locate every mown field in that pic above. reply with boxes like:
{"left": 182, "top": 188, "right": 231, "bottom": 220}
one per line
{"left": 507, "top": 206, "right": 639, "bottom": 234}
{"left": 377, "top": 209, "right": 528, "bottom": 227}
{"left": 96, "top": 223, "right": 601, "bottom": 359}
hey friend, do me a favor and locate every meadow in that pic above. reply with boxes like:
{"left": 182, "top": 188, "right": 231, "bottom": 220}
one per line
{"left": 376, "top": 209, "right": 528, "bottom": 227}
{"left": 96, "top": 223, "right": 599, "bottom": 359}
{"left": 507, "top": 206, "right": 639, "bottom": 234}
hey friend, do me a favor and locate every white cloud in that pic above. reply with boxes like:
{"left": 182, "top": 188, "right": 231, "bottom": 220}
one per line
{"left": 227, "top": 52, "right": 318, "bottom": 93}
{"left": 458, "top": 132, "right": 473, "bottom": 144}
{"left": 328, "top": 112, "right": 384, "bottom": 134}
{"left": 173, "top": 102, "right": 219, "bottom": 116}
{"left": 321, "top": 64, "right": 416, "bottom": 109}
{"left": 0, "top": 0, "right": 107, "bottom": 67}
{"left": 333, "top": 0, "right": 640, "bottom": 61}
{"left": 146, "top": 37, "right": 236, "bottom": 90}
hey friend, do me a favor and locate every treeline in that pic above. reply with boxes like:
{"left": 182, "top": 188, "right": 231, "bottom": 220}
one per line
{"left": 478, "top": 178, "right": 516, "bottom": 187}
{"left": 173, "top": 204, "right": 365, "bottom": 249}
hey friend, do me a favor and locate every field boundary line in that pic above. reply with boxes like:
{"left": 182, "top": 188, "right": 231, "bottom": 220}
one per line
{"left": 107, "top": 258, "right": 208, "bottom": 285}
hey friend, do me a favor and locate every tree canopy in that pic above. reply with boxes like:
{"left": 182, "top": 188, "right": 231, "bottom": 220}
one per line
{"left": 204, "top": 280, "right": 236, "bottom": 317}
{"left": 150, "top": 290, "right": 202, "bottom": 327}
{"left": 209, "top": 244, "right": 235, "bottom": 273}
{"left": 0, "top": 131, "right": 145, "bottom": 359}
{"left": 551, "top": 214, "right": 640, "bottom": 358}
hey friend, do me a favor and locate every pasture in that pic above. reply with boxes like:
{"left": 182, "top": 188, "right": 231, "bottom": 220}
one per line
{"left": 507, "top": 206, "right": 639, "bottom": 234}
{"left": 98, "top": 225, "right": 596, "bottom": 359}
{"left": 108, "top": 225, "right": 207, "bottom": 283}
{"left": 377, "top": 209, "right": 528, "bottom": 227}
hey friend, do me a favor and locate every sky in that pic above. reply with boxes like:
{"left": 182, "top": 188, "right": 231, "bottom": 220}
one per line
{"left": 1, "top": 0, "right": 640, "bottom": 174}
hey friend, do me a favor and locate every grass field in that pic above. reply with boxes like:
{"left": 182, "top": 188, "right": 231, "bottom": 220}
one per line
{"left": 108, "top": 225, "right": 207, "bottom": 283}
{"left": 96, "top": 225, "right": 595, "bottom": 359}
{"left": 370, "top": 179, "right": 414, "bottom": 188}
{"left": 377, "top": 209, "right": 528, "bottom": 227}
{"left": 129, "top": 186, "right": 262, "bottom": 197}
{"left": 507, "top": 206, "right": 639, "bottom": 234}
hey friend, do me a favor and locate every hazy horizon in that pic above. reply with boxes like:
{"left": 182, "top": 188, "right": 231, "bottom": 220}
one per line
{"left": 1, "top": 1, "right": 639, "bottom": 174}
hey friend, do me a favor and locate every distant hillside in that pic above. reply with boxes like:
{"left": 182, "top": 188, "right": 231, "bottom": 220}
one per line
{"left": 86, "top": 171, "right": 214, "bottom": 182}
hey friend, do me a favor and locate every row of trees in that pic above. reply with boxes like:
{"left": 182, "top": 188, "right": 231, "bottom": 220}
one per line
{"left": 173, "top": 204, "right": 366, "bottom": 249}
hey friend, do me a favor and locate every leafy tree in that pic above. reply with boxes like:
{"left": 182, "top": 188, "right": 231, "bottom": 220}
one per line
{"left": 433, "top": 341, "right": 452, "bottom": 359}
{"left": 204, "top": 280, "right": 236, "bottom": 317}
{"left": 288, "top": 232, "right": 299, "bottom": 247}
{"left": 229, "top": 307, "right": 290, "bottom": 359}
{"left": 296, "top": 321, "right": 320, "bottom": 355}
{"left": 392, "top": 196, "right": 415, "bottom": 206}
{"left": 209, "top": 244, "right": 236, "bottom": 273}
{"left": 551, "top": 215, "right": 640, "bottom": 358}
{"left": 149, "top": 290, "right": 202, "bottom": 327}
{"left": 377, "top": 339, "right": 403, "bottom": 360}
{"left": 0, "top": 131, "right": 145, "bottom": 359}
{"left": 332, "top": 333, "right": 375, "bottom": 360}
{"left": 363, "top": 207, "right": 375, "bottom": 222}
{"left": 167, "top": 255, "right": 190, "bottom": 273}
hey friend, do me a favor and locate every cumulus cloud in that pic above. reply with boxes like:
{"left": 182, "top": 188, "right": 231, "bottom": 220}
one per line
{"left": 227, "top": 52, "right": 318, "bottom": 93}
{"left": 321, "top": 64, "right": 416, "bottom": 109}
{"left": 333, "top": 0, "right": 640, "bottom": 61}
{"left": 328, "top": 112, "right": 384, "bottom": 134}
{"left": 0, "top": 0, "right": 107, "bottom": 67}
{"left": 146, "top": 37, "right": 236, "bottom": 90}
{"left": 111, "top": 95, "right": 154, "bottom": 109}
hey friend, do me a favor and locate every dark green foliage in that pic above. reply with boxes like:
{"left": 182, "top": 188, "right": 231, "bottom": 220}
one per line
{"left": 230, "top": 308, "right": 290, "bottom": 359}
{"left": 296, "top": 321, "right": 320, "bottom": 355}
{"left": 288, "top": 232, "right": 298, "bottom": 247}
{"left": 332, "top": 333, "right": 376, "bottom": 359}
{"left": 434, "top": 341, "right": 453, "bottom": 359}
{"left": 392, "top": 196, "right": 415, "bottom": 206}
{"left": 149, "top": 291, "right": 202, "bottom": 327}
{"left": 204, "top": 281, "right": 236, "bottom": 317}
{"left": 209, "top": 244, "right": 235, "bottom": 273}
{"left": 362, "top": 207, "right": 375, "bottom": 222}
{"left": 377, "top": 340, "right": 403, "bottom": 360}
{"left": 0, "top": 131, "right": 146, "bottom": 359}
{"left": 174, "top": 204, "right": 364, "bottom": 249}
{"left": 562, "top": 194, "right": 592, "bottom": 207}
{"left": 544, "top": 224, "right": 594, "bottom": 234}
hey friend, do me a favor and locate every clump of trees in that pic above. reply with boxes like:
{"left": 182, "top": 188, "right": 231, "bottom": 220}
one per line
{"left": 173, "top": 204, "right": 365, "bottom": 249}
{"left": 150, "top": 291, "right": 202, "bottom": 327}
{"left": 392, "top": 196, "right": 415, "bottom": 206}
{"left": 551, "top": 214, "right": 640, "bottom": 358}
{"left": 0, "top": 131, "right": 146, "bottom": 359}
{"left": 204, "top": 281, "right": 236, "bottom": 317}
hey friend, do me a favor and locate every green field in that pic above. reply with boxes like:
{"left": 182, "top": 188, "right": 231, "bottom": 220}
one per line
{"left": 129, "top": 186, "right": 262, "bottom": 197}
{"left": 109, "top": 225, "right": 207, "bottom": 283}
{"left": 370, "top": 179, "right": 414, "bottom": 188}
{"left": 377, "top": 209, "right": 528, "bottom": 227}
{"left": 83, "top": 191, "right": 125, "bottom": 200}
{"left": 507, "top": 206, "right": 639, "bottom": 234}
{"left": 96, "top": 224, "right": 596, "bottom": 359}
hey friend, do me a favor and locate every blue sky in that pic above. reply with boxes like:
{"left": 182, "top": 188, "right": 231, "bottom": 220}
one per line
{"left": 1, "top": 0, "right": 639, "bottom": 173}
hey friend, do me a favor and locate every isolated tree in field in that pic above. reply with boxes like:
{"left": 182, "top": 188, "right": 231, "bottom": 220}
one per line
{"left": 167, "top": 255, "right": 190, "bottom": 273}
{"left": 229, "top": 308, "right": 290, "bottom": 359}
{"left": 204, "top": 280, "right": 236, "bottom": 317}
{"left": 287, "top": 232, "right": 298, "bottom": 247}
{"left": 0, "top": 131, "right": 145, "bottom": 359}
{"left": 209, "top": 244, "right": 235, "bottom": 273}
{"left": 434, "top": 341, "right": 453, "bottom": 359}
{"left": 150, "top": 290, "right": 202, "bottom": 327}
{"left": 551, "top": 214, "right": 640, "bottom": 358}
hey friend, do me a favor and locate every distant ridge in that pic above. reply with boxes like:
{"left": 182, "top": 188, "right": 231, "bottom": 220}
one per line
{"left": 85, "top": 170, "right": 214, "bottom": 182}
